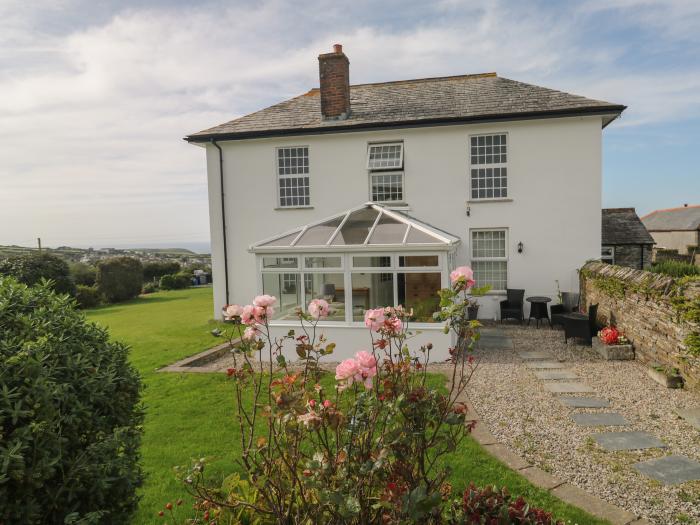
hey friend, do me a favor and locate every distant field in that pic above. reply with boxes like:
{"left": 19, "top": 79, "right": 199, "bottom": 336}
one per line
{"left": 86, "top": 287, "right": 608, "bottom": 525}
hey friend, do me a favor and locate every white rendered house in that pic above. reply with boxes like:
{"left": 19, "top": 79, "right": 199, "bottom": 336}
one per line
{"left": 186, "top": 44, "right": 625, "bottom": 359}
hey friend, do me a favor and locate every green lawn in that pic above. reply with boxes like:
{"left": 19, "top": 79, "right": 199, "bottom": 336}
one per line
{"left": 86, "top": 287, "right": 608, "bottom": 524}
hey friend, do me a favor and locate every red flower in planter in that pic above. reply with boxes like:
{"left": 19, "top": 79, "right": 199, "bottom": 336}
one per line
{"left": 599, "top": 327, "right": 620, "bottom": 345}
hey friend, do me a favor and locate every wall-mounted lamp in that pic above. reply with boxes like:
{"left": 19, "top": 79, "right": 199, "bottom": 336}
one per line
{"left": 517, "top": 241, "right": 524, "bottom": 254}
{"left": 466, "top": 206, "right": 471, "bottom": 217}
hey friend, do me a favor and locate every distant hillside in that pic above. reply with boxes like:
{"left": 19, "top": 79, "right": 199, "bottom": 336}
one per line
{"left": 0, "top": 245, "right": 211, "bottom": 266}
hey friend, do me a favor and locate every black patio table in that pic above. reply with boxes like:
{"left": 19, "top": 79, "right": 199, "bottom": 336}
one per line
{"left": 526, "top": 296, "right": 552, "bottom": 328}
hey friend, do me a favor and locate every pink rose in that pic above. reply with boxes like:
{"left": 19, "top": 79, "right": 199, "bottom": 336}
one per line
{"left": 242, "top": 326, "right": 258, "bottom": 342}
{"left": 253, "top": 294, "right": 277, "bottom": 308}
{"left": 240, "top": 304, "right": 256, "bottom": 325}
{"left": 387, "top": 317, "right": 403, "bottom": 334}
{"left": 355, "top": 351, "right": 377, "bottom": 375}
{"left": 308, "top": 298, "right": 330, "bottom": 319}
{"left": 450, "top": 266, "right": 474, "bottom": 285}
{"left": 335, "top": 358, "right": 362, "bottom": 387}
{"left": 224, "top": 304, "right": 243, "bottom": 319}
{"left": 364, "top": 308, "right": 386, "bottom": 331}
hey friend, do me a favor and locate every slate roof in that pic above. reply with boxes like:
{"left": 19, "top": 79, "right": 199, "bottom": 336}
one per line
{"left": 602, "top": 208, "right": 655, "bottom": 245}
{"left": 642, "top": 205, "right": 700, "bottom": 231}
{"left": 186, "top": 73, "right": 625, "bottom": 141}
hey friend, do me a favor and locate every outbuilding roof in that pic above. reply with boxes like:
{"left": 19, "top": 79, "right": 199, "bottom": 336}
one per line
{"left": 642, "top": 205, "right": 700, "bottom": 232}
{"left": 186, "top": 73, "right": 624, "bottom": 142}
{"left": 602, "top": 208, "right": 655, "bottom": 245}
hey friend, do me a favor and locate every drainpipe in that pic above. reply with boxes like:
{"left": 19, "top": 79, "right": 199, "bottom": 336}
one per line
{"left": 211, "top": 139, "right": 230, "bottom": 306}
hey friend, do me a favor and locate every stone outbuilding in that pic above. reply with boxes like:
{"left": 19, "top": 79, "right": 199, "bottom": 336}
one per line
{"left": 601, "top": 208, "right": 655, "bottom": 269}
{"left": 642, "top": 204, "right": 700, "bottom": 256}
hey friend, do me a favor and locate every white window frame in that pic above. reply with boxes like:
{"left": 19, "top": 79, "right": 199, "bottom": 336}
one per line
{"left": 276, "top": 145, "right": 311, "bottom": 208}
{"left": 366, "top": 142, "right": 404, "bottom": 170}
{"left": 469, "top": 228, "right": 508, "bottom": 292}
{"left": 367, "top": 142, "right": 405, "bottom": 204}
{"left": 257, "top": 252, "right": 450, "bottom": 325}
{"left": 369, "top": 171, "right": 405, "bottom": 204}
{"left": 601, "top": 246, "right": 615, "bottom": 264}
{"left": 468, "top": 133, "right": 508, "bottom": 201}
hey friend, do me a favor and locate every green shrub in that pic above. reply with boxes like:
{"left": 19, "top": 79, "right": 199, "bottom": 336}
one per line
{"left": 96, "top": 257, "right": 143, "bottom": 302}
{"left": 0, "top": 253, "right": 75, "bottom": 296}
{"left": 159, "top": 273, "right": 191, "bottom": 290}
{"left": 651, "top": 260, "right": 699, "bottom": 278}
{"left": 0, "top": 277, "right": 143, "bottom": 524}
{"left": 142, "top": 281, "right": 159, "bottom": 294}
{"left": 69, "top": 262, "right": 97, "bottom": 286}
{"left": 143, "top": 261, "right": 181, "bottom": 282}
{"left": 74, "top": 284, "right": 103, "bottom": 308}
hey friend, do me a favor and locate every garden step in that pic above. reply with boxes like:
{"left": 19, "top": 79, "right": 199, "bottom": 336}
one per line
{"left": 676, "top": 408, "right": 700, "bottom": 430}
{"left": 559, "top": 397, "right": 610, "bottom": 408}
{"left": 534, "top": 370, "right": 578, "bottom": 380}
{"left": 593, "top": 431, "right": 666, "bottom": 451}
{"left": 476, "top": 335, "right": 514, "bottom": 349}
{"left": 571, "top": 413, "right": 629, "bottom": 427}
{"left": 544, "top": 382, "right": 594, "bottom": 393}
{"left": 525, "top": 361, "right": 566, "bottom": 369}
{"left": 518, "top": 351, "right": 552, "bottom": 360}
{"left": 633, "top": 455, "right": 700, "bottom": 485}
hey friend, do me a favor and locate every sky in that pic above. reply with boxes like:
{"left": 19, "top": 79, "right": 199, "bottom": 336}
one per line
{"left": 1, "top": 0, "right": 699, "bottom": 251}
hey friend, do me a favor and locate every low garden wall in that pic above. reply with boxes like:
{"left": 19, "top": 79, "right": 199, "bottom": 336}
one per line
{"left": 579, "top": 261, "right": 700, "bottom": 388}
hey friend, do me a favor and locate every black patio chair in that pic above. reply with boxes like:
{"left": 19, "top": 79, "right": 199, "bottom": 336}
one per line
{"left": 563, "top": 304, "right": 599, "bottom": 346}
{"left": 550, "top": 292, "right": 580, "bottom": 329}
{"left": 500, "top": 289, "right": 525, "bottom": 323}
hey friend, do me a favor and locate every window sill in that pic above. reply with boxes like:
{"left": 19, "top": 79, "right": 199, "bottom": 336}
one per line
{"left": 467, "top": 198, "right": 513, "bottom": 204}
{"left": 274, "top": 206, "right": 314, "bottom": 210}
{"left": 375, "top": 202, "right": 410, "bottom": 210}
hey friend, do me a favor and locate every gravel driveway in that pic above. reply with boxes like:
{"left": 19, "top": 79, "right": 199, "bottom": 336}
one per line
{"left": 466, "top": 323, "right": 700, "bottom": 525}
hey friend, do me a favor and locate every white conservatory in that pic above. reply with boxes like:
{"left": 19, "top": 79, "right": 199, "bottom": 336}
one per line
{"left": 250, "top": 203, "right": 460, "bottom": 327}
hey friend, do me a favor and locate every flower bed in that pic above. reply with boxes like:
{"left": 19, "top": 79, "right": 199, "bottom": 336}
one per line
{"left": 593, "top": 326, "right": 635, "bottom": 360}
{"left": 158, "top": 267, "right": 564, "bottom": 524}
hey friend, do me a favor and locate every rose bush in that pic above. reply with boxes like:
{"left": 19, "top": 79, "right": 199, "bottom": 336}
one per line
{"left": 169, "top": 267, "right": 562, "bottom": 524}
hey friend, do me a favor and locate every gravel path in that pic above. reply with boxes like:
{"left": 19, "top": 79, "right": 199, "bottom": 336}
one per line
{"left": 466, "top": 323, "right": 700, "bottom": 525}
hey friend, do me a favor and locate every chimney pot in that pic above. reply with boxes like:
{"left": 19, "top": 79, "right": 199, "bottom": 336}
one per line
{"left": 318, "top": 44, "right": 350, "bottom": 120}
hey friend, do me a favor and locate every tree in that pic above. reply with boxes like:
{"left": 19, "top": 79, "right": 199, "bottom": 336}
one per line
{"left": 143, "top": 261, "right": 181, "bottom": 282}
{"left": 0, "top": 277, "right": 143, "bottom": 524}
{"left": 0, "top": 252, "right": 75, "bottom": 295}
{"left": 96, "top": 257, "right": 143, "bottom": 303}
{"left": 69, "top": 262, "right": 97, "bottom": 286}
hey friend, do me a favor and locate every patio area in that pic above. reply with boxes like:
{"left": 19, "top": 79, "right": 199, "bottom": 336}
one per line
{"left": 465, "top": 322, "right": 700, "bottom": 525}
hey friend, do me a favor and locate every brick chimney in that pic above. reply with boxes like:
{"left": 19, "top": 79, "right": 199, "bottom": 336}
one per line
{"left": 318, "top": 43, "right": 350, "bottom": 120}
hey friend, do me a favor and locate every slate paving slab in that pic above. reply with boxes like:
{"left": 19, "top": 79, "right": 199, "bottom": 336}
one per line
{"left": 544, "top": 382, "right": 594, "bottom": 393}
{"left": 593, "top": 431, "right": 667, "bottom": 451}
{"left": 534, "top": 370, "right": 579, "bottom": 380}
{"left": 571, "top": 413, "right": 629, "bottom": 427}
{"left": 525, "top": 361, "right": 566, "bottom": 369}
{"left": 676, "top": 408, "right": 700, "bottom": 430}
{"left": 559, "top": 397, "right": 611, "bottom": 408}
{"left": 518, "top": 351, "right": 551, "bottom": 360}
{"left": 633, "top": 455, "right": 700, "bottom": 485}
{"left": 477, "top": 335, "right": 514, "bottom": 349}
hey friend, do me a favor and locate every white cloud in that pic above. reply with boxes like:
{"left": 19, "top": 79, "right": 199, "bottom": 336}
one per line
{"left": 0, "top": 0, "right": 698, "bottom": 247}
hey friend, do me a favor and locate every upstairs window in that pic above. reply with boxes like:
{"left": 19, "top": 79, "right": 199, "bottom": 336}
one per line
{"left": 470, "top": 134, "right": 507, "bottom": 200}
{"left": 367, "top": 143, "right": 403, "bottom": 170}
{"left": 277, "top": 146, "right": 310, "bottom": 207}
{"left": 368, "top": 142, "right": 404, "bottom": 203}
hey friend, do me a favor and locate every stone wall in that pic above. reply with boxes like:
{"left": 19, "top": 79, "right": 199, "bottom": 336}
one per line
{"left": 580, "top": 261, "right": 700, "bottom": 389}
{"left": 614, "top": 244, "right": 652, "bottom": 270}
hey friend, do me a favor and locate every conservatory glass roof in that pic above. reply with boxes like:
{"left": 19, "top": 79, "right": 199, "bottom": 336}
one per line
{"left": 250, "top": 203, "right": 460, "bottom": 252}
